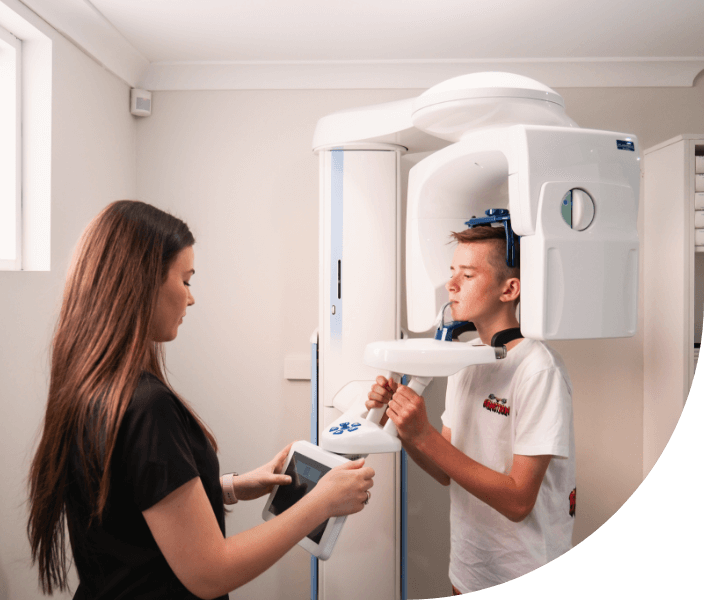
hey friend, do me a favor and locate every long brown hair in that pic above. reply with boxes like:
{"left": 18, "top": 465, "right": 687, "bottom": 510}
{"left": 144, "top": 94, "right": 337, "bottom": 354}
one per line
{"left": 27, "top": 200, "right": 217, "bottom": 594}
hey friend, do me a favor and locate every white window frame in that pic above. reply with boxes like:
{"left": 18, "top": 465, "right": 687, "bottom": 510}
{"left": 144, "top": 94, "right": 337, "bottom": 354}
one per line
{"left": 0, "top": 23, "right": 21, "bottom": 270}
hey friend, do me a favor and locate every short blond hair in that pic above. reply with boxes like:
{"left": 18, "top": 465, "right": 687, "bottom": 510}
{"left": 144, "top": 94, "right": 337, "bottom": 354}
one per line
{"left": 450, "top": 226, "right": 520, "bottom": 284}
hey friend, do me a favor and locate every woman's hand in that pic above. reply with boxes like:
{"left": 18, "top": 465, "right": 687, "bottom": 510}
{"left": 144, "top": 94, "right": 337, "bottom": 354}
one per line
{"left": 365, "top": 376, "right": 399, "bottom": 426}
{"left": 231, "top": 443, "right": 293, "bottom": 501}
{"left": 310, "top": 458, "right": 375, "bottom": 519}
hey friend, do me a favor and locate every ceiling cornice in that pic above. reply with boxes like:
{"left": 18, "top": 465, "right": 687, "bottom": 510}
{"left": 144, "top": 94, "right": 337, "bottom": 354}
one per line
{"left": 13, "top": 0, "right": 704, "bottom": 91}
{"left": 140, "top": 59, "right": 704, "bottom": 91}
{"left": 15, "top": 0, "right": 148, "bottom": 86}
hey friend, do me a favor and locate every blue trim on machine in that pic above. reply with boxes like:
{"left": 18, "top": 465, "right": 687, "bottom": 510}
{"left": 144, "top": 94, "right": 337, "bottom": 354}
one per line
{"left": 330, "top": 150, "right": 344, "bottom": 340}
{"left": 311, "top": 340, "right": 319, "bottom": 446}
{"left": 401, "top": 449, "right": 408, "bottom": 600}
{"left": 401, "top": 374, "right": 408, "bottom": 600}
{"left": 465, "top": 208, "right": 520, "bottom": 269}
{"left": 311, "top": 339, "right": 319, "bottom": 600}
{"left": 311, "top": 556, "right": 318, "bottom": 600}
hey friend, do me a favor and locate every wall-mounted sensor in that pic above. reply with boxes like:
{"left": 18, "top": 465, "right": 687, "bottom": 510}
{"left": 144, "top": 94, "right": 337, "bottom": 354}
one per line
{"left": 130, "top": 88, "right": 151, "bottom": 117}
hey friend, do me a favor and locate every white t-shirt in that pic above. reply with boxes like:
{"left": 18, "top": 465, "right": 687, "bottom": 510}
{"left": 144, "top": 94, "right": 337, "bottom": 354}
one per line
{"left": 441, "top": 338, "right": 576, "bottom": 594}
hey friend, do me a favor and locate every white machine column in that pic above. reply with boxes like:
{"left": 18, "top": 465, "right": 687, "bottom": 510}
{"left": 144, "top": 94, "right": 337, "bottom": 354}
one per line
{"left": 317, "top": 143, "right": 404, "bottom": 600}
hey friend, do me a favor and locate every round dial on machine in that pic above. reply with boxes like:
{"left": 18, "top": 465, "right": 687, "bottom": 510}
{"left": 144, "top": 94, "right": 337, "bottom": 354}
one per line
{"left": 561, "top": 188, "right": 595, "bottom": 231}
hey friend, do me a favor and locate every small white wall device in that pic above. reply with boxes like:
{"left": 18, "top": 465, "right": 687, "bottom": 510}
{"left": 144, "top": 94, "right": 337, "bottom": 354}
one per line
{"left": 130, "top": 88, "right": 152, "bottom": 117}
{"left": 262, "top": 440, "right": 350, "bottom": 561}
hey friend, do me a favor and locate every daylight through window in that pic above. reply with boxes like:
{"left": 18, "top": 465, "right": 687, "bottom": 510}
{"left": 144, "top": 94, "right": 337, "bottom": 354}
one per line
{"left": 0, "top": 23, "right": 21, "bottom": 270}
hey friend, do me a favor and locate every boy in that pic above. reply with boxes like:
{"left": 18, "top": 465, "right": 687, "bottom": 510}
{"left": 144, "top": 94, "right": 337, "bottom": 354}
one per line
{"left": 367, "top": 225, "right": 575, "bottom": 595}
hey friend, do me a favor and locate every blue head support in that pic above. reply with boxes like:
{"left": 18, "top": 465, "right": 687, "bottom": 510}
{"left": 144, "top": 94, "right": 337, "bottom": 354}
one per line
{"left": 464, "top": 208, "right": 520, "bottom": 269}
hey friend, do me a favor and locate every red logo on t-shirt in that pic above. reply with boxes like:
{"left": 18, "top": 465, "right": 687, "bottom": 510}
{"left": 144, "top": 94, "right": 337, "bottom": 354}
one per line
{"left": 483, "top": 393, "right": 510, "bottom": 417}
{"left": 569, "top": 488, "right": 576, "bottom": 517}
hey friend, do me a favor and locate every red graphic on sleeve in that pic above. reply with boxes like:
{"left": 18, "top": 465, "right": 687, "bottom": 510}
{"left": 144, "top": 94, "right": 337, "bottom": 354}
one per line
{"left": 569, "top": 488, "right": 576, "bottom": 517}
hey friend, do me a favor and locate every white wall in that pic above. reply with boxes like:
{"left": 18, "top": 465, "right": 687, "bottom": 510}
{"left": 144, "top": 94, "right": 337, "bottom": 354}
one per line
{"left": 0, "top": 12, "right": 137, "bottom": 600}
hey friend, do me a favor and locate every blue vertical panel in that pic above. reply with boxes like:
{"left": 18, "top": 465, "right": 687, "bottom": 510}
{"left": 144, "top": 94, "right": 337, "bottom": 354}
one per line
{"left": 311, "top": 555, "right": 318, "bottom": 600}
{"left": 310, "top": 338, "right": 319, "bottom": 599}
{"left": 311, "top": 339, "right": 319, "bottom": 445}
{"left": 330, "top": 150, "right": 344, "bottom": 340}
{"left": 401, "top": 375, "right": 408, "bottom": 600}
{"left": 401, "top": 449, "right": 408, "bottom": 600}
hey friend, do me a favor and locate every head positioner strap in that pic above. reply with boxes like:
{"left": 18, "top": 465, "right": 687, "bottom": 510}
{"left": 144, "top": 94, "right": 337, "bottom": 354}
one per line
{"left": 465, "top": 209, "right": 520, "bottom": 269}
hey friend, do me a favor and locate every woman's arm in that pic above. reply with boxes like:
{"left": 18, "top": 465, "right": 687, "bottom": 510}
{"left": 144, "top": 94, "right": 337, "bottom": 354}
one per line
{"left": 143, "top": 459, "right": 373, "bottom": 600}
{"left": 222, "top": 443, "right": 294, "bottom": 503}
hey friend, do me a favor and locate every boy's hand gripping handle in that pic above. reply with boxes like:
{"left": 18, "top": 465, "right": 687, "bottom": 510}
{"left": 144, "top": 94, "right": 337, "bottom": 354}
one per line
{"left": 367, "top": 373, "right": 433, "bottom": 438}
{"left": 365, "top": 371, "right": 401, "bottom": 426}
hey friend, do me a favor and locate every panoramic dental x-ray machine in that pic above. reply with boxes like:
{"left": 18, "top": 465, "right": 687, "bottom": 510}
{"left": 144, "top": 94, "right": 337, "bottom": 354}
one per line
{"left": 262, "top": 72, "right": 639, "bottom": 600}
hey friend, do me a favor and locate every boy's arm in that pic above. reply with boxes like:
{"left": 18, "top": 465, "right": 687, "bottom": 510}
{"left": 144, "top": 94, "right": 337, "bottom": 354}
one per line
{"left": 388, "top": 385, "right": 551, "bottom": 523}
{"left": 400, "top": 427, "right": 452, "bottom": 486}
{"left": 415, "top": 427, "right": 550, "bottom": 522}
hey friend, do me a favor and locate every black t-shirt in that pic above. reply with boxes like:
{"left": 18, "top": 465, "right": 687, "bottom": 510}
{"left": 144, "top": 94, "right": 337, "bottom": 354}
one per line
{"left": 66, "top": 372, "right": 228, "bottom": 600}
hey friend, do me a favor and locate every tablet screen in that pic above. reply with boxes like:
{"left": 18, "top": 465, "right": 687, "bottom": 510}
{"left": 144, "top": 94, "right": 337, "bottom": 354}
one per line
{"left": 269, "top": 451, "right": 331, "bottom": 543}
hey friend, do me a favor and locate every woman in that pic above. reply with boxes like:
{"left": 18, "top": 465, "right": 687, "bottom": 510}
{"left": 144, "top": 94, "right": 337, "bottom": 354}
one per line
{"left": 27, "top": 200, "right": 374, "bottom": 599}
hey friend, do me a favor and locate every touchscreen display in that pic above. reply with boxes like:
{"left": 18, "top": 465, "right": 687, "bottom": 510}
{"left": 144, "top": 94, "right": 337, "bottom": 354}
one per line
{"left": 269, "top": 451, "right": 331, "bottom": 543}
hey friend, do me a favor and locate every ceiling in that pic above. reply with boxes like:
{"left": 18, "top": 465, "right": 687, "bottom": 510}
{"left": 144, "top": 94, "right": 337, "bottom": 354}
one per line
{"left": 83, "top": 0, "right": 704, "bottom": 62}
{"left": 14, "top": 0, "right": 704, "bottom": 89}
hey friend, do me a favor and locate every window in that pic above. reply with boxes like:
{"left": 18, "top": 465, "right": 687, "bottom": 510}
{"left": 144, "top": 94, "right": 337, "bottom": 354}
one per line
{"left": 0, "top": 23, "right": 20, "bottom": 270}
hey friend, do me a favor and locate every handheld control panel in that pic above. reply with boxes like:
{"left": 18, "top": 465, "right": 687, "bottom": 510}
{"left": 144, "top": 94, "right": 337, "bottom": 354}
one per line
{"left": 262, "top": 440, "right": 350, "bottom": 560}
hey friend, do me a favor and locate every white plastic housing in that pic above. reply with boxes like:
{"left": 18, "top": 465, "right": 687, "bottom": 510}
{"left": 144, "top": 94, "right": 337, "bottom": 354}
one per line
{"left": 322, "top": 337, "right": 499, "bottom": 454}
{"left": 364, "top": 339, "right": 497, "bottom": 377}
{"left": 411, "top": 72, "right": 577, "bottom": 141}
{"left": 318, "top": 147, "right": 403, "bottom": 406}
{"left": 130, "top": 88, "right": 151, "bottom": 116}
{"left": 406, "top": 125, "right": 640, "bottom": 339}
{"left": 322, "top": 407, "right": 403, "bottom": 454}
{"left": 316, "top": 146, "right": 402, "bottom": 599}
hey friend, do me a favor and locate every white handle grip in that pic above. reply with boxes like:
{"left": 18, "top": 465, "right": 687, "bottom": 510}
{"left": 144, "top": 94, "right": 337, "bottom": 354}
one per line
{"left": 382, "top": 417, "right": 398, "bottom": 437}
{"left": 407, "top": 375, "right": 433, "bottom": 396}
{"left": 366, "top": 406, "right": 386, "bottom": 425}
